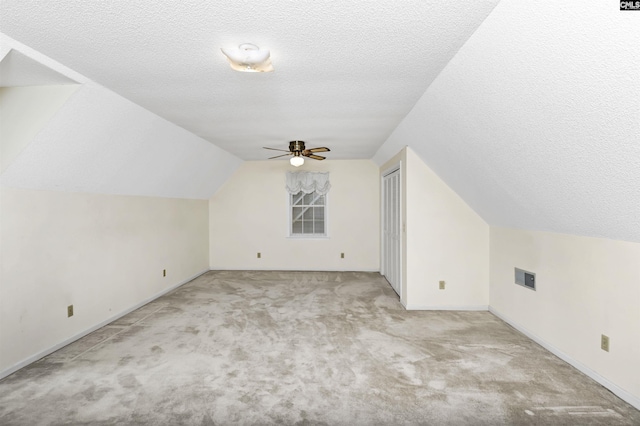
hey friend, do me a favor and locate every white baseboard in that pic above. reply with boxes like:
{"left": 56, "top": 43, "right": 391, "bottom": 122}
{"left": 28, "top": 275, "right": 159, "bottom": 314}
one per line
{"left": 0, "top": 269, "right": 209, "bottom": 381}
{"left": 489, "top": 307, "right": 640, "bottom": 411}
{"left": 208, "top": 267, "right": 380, "bottom": 272}
{"left": 404, "top": 304, "right": 489, "bottom": 311}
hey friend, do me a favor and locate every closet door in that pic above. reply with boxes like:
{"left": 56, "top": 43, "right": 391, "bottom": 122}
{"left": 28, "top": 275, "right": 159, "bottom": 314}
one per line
{"left": 382, "top": 168, "right": 401, "bottom": 296}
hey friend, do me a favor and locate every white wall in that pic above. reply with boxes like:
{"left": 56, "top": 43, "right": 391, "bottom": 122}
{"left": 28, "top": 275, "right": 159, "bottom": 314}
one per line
{"left": 209, "top": 160, "right": 379, "bottom": 271}
{"left": 404, "top": 147, "right": 489, "bottom": 309}
{"left": 490, "top": 227, "right": 640, "bottom": 406}
{"left": 0, "top": 85, "right": 78, "bottom": 172}
{"left": 0, "top": 187, "right": 209, "bottom": 376}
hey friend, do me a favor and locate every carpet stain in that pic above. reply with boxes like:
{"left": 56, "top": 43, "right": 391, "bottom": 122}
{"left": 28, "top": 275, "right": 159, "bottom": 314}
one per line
{"left": 80, "top": 383, "right": 110, "bottom": 402}
{"left": 151, "top": 345, "right": 164, "bottom": 354}
{"left": 117, "top": 373, "right": 141, "bottom": 389}
{"left": 185, "top": 326, "right": 200, "bottom": 335}
{"left": 118, "top": 355, "right": 134, "bottom": 367}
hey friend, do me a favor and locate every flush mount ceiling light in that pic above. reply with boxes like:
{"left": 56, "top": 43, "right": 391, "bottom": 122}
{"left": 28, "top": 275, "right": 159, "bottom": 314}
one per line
{"left": 220, "top": 43, "right": 273, "bottom": 72}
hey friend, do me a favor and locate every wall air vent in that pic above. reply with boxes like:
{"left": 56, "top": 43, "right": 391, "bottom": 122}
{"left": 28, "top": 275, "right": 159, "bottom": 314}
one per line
{"left": 515, "top": 268, "right": 536, "bottom": 291}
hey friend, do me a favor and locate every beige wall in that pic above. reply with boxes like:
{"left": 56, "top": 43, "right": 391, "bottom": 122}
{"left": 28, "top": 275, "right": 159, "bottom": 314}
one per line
{"left": 209, "top": 160, "right": 379, "bottom": 271}
{"left": 403, "top": 147, "right": 489, "bottom": 309}
{"left": 0, "top": 187, "right": 209, "bottom": 375}
{"left": 490, "top": 227, "right": 640, "bottom": 404}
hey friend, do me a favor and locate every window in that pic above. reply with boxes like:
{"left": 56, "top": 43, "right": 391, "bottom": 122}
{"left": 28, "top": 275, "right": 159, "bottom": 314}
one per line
{"left": 290, "top": 191, "right": 326, "bottom": 237}
{"left": 285, "top": 171, "right": 330, "bottom": 237}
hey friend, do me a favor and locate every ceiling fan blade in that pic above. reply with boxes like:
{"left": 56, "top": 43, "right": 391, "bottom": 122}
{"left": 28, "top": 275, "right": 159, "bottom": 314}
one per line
{"left": 263, "top": 147, "right": 291, "bottom": 152}
{"left": 306, "top": 154, "right": 326, "bottom": 161}
{"left": 268, "top": 153, "right": 292, "bottom": 159}
{"left": 308, "top": 147, "right": 330, "bottom": 153}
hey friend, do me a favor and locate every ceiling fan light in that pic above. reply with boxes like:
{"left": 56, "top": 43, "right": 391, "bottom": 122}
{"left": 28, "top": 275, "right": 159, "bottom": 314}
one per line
{"left": 290, "top": 156, "right": 304, "bottom": 167}
{"left": 221, "top": 43, "right": 274, "bottom": 72}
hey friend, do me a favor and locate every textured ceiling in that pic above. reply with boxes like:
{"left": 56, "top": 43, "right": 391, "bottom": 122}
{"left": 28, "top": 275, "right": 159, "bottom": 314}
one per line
{"left": 374, "top": 1, "right": 640, "bottom": 242}
{"left": 2, "top": 1, "right": 636, "bottom": 242}
{"left": 0, "top": 0, "right": 500, "bottom": 160}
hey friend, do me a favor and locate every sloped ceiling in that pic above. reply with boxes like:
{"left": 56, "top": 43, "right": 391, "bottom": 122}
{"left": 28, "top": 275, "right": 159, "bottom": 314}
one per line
{"left": 0, "top": 0, "right": 500, "bottom": 160}
{"left": 374, "top": 1, "right": 640, "bottom": 242}
{"left": 1, "top": 1, "right": 637, "bottom": 241}
{"left": 1, "top": 83, "right": 242, "bottom": 199}
{"left": 0, "top": 85, "right": 79, "bottom": 172}
{"left": 0, "top": 37, "right": 242, "bottom": 199}
{"left": 0, "top": 49, "right": 77, "bottom": 87}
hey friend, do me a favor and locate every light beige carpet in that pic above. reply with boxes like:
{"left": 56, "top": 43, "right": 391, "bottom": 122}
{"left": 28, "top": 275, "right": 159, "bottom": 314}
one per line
{"left": 1, "top": 271, "right": 638, "bottom": 425}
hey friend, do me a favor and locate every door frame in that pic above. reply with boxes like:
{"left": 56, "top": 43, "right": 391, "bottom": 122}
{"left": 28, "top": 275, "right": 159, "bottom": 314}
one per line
{"left": 380, "top": 161, "right": 403, "bottom": 305}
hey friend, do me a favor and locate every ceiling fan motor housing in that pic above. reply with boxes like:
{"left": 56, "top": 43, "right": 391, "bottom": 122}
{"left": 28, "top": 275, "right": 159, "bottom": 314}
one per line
{"left": 263, "top": 141, "right": 328, "bottom": 161}
{"left": 289, "top": 141, "right": 305, "bottom": 152}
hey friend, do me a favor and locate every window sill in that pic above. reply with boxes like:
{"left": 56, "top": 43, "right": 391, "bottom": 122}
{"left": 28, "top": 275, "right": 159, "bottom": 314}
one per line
{"left": 287, "top": 235, "right": 330, "bottom": 240}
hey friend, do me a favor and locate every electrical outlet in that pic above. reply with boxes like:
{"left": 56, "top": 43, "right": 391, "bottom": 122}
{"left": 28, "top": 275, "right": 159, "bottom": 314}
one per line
{"left": 341, "top": 253, "right": 345, "bottom": 259}
{"left": 257, "top": 252, "right": 261, "bottom": 258}
{"left": 67, "top": 305, "right": 74, "bottom": 317}
{"left": 163, "top": 269, "right": 166, "bottom": 277}
{"left": 439, "top": 280, "right": 445, "bottom": 290}
{"left": 601, "top": 334, "right": 610, "bottom": 352}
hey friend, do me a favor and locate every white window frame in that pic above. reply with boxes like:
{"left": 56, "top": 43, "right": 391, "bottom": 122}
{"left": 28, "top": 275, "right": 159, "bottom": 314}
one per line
{"left": 287, "top": 190, "right": 329, "bottom": 239}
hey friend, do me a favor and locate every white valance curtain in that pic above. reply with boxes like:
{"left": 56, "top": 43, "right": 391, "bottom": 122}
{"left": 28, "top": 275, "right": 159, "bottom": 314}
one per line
{"left": 285, "top": 171, "right": 331, "bottom": 195}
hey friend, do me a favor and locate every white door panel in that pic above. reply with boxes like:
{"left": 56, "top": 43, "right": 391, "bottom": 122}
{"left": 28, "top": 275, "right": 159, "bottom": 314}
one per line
{"left": 382, "top": 169, "right": 401, "bottom": 297}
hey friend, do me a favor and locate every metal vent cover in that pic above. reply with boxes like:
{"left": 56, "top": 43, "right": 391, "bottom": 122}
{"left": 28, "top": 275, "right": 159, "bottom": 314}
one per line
{"left": 515, "top": 268, "right": 536, "bottom": 291}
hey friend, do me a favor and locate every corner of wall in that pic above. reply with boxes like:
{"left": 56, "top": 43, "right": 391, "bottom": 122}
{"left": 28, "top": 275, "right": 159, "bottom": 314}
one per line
{"left": 488, "top": 227, "right": 640, "bottom": 408}
{"left": 403, "top": 147, "right": 490, "bottom": 309}
{"left": 0, "top": 189, "right": 210, "bottom": 375}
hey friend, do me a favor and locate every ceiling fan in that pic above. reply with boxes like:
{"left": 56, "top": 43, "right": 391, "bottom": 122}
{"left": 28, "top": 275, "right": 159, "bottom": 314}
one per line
{"left": 263, "top": 141, "right": 330, "bottom": 167}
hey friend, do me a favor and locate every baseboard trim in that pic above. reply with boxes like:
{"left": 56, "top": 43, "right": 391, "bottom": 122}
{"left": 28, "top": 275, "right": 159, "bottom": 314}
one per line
{"left": 404, "top": 304, "right": 489, "bottom": 311}
{"left": 0, "top": 269, "right": 209, "bottom": 381}
{"left": 489, "top": 307, "right": 640, "bottom": 411}
{"left": 208, "top": 267, "right": 380, "bottom": 272}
